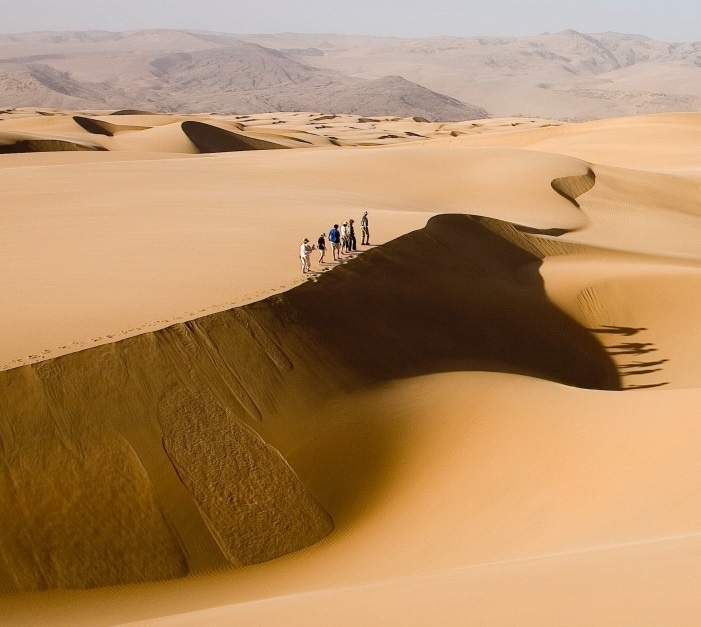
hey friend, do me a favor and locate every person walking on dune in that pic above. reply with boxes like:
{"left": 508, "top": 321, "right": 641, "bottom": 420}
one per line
{"left": 317, "top": 232, "right": 326, "bottom": 265}
{"left": 329, "top": 224, "right": 341, "bottom": 261}
{"left": 347, "top": 218, "right": 357, "bottom": 251}
{"left": 340, "top": 221, "right": 349, "bottom": 254}
{"left": 300, "top": 238, "right": 314, "bottom": 273}
{"left": 360, "top": 211, "right": 370, "bottom": 245}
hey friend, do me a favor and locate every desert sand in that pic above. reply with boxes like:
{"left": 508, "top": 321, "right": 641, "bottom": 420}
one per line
{"left": 1, "top": 109, "right": 701, "bottom": 625}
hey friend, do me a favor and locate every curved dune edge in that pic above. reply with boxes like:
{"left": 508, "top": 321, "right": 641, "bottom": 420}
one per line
{"left": 180, "top": 120, "right": 291, "bottom": 153}
{"left": 0, "top": 214, "right": 618, "bottom": 594}
{"left": 110, "top": 109, "right": 158, "bottom": 116}
{"left": 73, "top": 116, "right": 152, "bottom": 137}
{"left": 551, "top": 167, "right": 595, "bottom": 207}
{"left": 0, "top": 138, "right": 105, "bottom": 153}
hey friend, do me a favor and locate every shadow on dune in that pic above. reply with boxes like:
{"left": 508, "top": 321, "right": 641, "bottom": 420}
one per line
{"left": 73, "top": 115, "right": 151, "bottom": 136}
{"left": 551, "top": 168, "right": 595, "bottom": 207}
{"left": 0, "top": 214, "right": 619, "bottom": 595}
{"left": 181, "top": 120, "right": 291, "bottom": 153}
{"left": 0, "top": 139, "right": 105, "bottom": 153}
{"left": 269, "top": 214, "right": 620, "bottom": 390}
{"left": 110, "top": 109, "right": 156, "bottom": 115}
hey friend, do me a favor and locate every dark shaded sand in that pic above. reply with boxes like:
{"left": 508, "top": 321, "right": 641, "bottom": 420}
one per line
{"left": 111, "top": 110, "right": 157, "bottom": 116}
{"left": 72, "top": 116, "right": 151, "bottom": 137}
{"left": 0, "top": 139, "right": 104, "bottom": 153}
{"left": 181, "top": 120, "right": 291, "bottom": 153}
{"left": 0, "top": 215, "right": 618, "bottom": 595}
{"left": 271, "top": 214, "right": 618, "bottom": 388}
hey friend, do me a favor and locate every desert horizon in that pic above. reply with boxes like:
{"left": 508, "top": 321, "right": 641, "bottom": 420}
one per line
{"left": 2, "top": 27, "right": 701, "bottom": 121}
{"left": 2, "top": 17, "right": 701, "bottom": 627}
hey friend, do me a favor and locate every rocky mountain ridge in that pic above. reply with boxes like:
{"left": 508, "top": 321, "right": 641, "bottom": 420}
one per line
{"left": 1, "top": 29, "right": 699, "bottom": 120}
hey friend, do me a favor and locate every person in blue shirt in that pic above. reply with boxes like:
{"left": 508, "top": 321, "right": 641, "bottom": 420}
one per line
{"left": 328, "top": 224, "right": 341, "bottom": 261}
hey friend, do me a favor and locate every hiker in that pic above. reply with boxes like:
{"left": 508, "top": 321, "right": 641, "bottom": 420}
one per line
{"left": 340, "top": 221, "right": 349, "bottom": 253}
{"left": 360, "top": 211, "right": 370, "bottom": 245}
{"left": 317, "top": 232, "right": 326, "bottom": 264}
{"left": 300, "top": 238, "right": 314, "bottom": 273}
{"left": 329, "top": 223, "right": 341, "bottom": 260}
{"left": 347, "top": 218, "right": 357, "bottom": 251}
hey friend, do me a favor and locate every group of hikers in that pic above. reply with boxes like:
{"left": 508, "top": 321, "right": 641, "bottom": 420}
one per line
{"left": 300, "top": 211, "right": 370, "bottom": 273}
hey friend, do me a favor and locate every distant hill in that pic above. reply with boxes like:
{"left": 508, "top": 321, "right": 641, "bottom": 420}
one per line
{"left": 0, "top": 29, "right": 699, "bottom": 120}
{"left": 237, "top": 30, "right": 701, "bottom": 120}
{"left": 0, "top": 32, "right": 486, "bottom": 121}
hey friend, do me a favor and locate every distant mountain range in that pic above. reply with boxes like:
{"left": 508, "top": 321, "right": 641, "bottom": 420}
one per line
{"left": 1, "top": 29, "right": 700, "bottom": 121}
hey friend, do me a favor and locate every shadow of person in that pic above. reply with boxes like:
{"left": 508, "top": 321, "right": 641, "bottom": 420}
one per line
{"left": 607, "top": 342, "right": 657, "bottom": 356}
{"left": 588, "top": 325, "right": 648, "bottom": 336}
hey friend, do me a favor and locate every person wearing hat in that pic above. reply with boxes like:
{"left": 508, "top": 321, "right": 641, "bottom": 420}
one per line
{"left": 340, "top": 221, "right": 349, "bottom": 254}
{"left": 317, "top": 232, "right": 327, "bottom": 264}
{"left": 300, "top": 237, "right": 314, "bottom": 273}
{"left": 360, "top": 211, "right": 370, "bottom": 245}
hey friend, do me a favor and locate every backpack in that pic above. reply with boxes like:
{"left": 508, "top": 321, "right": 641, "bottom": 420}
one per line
{"left": 329, "top": 229, "right": 339, "bottom": 243}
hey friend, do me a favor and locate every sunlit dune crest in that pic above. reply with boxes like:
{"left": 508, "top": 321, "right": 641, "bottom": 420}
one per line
{"left": 2, "top": 108, "right": 701, "bottom": 625}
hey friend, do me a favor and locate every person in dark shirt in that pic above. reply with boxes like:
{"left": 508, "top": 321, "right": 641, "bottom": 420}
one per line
{"left": 348, "top": 218, "right": 357, "bottom": 251}
{"left": 317, "top": 233, "right": 327, "bottom": 264}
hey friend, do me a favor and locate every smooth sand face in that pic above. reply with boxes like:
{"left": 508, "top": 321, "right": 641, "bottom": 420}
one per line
{"left": 2, "top": 110, "right": 701, "bottom": 625}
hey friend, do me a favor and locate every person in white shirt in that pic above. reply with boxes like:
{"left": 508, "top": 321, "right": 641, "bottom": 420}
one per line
{"left": 300, "top": 238, "right": 314, "bottom": 273}
{"left": 340, "top": 221, "right": 349, "bottom": 254}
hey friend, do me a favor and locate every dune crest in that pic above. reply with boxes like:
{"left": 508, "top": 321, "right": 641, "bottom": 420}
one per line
{"left": 2, "top": 109, "right": 701, "bottom": 624}
{"left": 550, "top": 167, "right": 595, "bottom": 207}
{"left": 180, "top": 120, "right": 293, "bottom": 152}
{"left": 0, "top": 214, "right": 619, "bottom": 595}
{"left": 72, "top": 115, "right": 151, "bottom": 136}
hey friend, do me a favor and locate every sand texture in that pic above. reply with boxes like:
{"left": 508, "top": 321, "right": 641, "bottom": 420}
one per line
{"left": 2, "top": 109, "right": 701, "bottom": 624}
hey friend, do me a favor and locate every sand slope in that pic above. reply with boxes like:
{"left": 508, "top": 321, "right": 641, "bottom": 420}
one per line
{"left": 2, "top": 111, "right": 701, "bottom": 624}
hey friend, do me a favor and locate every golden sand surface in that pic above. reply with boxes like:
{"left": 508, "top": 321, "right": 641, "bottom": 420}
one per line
{"left": 1, "top": 109, "right": 701, "bottom": 624}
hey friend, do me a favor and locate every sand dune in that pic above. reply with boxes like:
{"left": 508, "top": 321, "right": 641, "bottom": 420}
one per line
{"left": 2, "top": 110, "right": 701, "bottom": 624}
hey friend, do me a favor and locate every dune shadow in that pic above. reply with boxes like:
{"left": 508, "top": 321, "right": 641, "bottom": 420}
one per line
{"left": 263, "top": 214, "right": 621, "bottom": 391}
{"left": 0, "top": 139, "right": 105, "bottom": 153}
{"left": 0, "top": 214, "right": 626, "bottom": 595}
{"left": 73, "top": 116, "right": 151, "bottom": 136}
{"left": 181, "top": 120, "right": 290, "bottom": 153}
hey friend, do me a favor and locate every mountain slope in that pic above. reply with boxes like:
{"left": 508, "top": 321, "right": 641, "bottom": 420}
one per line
{"left": 0, "top": 34, "right": 486, "bottom": 121}
{"left": 1, "top": 29, "right": 700, "bottom": 120}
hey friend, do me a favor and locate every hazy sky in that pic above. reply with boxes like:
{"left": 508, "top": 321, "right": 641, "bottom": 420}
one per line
{"left": 3, "top": 0, "right": 699, "bottom": 42}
